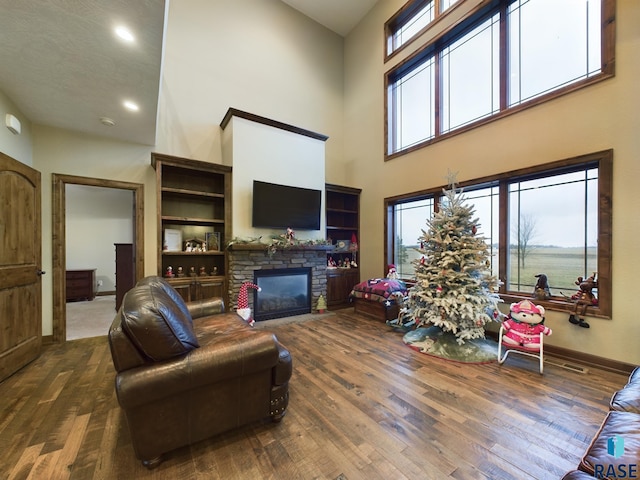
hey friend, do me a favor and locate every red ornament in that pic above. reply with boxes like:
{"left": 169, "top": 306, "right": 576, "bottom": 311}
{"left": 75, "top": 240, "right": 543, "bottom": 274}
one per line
{"left": 472, "top": 225, "right": 477, "bottom": 235}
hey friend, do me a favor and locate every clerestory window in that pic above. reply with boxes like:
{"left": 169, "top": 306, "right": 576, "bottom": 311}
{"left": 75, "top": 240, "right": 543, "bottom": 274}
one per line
{"left": 385, "top": 0, "right": 615, "bottom": 158}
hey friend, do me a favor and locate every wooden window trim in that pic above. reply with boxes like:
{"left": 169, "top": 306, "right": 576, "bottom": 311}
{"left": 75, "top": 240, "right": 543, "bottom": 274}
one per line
{"left": 384, "top": 0, "right": 616, "bottom": 160}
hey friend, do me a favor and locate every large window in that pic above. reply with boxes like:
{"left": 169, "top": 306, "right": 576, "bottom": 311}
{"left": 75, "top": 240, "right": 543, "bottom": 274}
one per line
{"left": 384, "top": 150, "right": 612, "bottom": 317}
{"left": 386, "top": 0, "right": 615, "bottom": 158}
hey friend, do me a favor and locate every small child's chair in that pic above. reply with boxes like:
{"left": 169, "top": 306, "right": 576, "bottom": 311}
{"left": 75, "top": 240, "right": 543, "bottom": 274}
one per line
{"left": 497, "top": 325, "right": 545, "bottom": 374}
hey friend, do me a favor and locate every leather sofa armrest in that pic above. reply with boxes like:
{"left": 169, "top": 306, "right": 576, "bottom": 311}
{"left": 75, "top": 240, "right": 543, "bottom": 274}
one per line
{"left": 187, "top": 297, "right": 225, "bottom": 319}
{"left": 273, "top": 342, "right": 292, "bottom": 386}
{"left": 116, "top": 331, "right": 279, "bottom": 408}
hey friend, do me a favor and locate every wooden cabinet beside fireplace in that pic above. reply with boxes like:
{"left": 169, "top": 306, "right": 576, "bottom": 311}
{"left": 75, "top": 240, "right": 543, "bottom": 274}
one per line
{"left": 325, "top": 184, "right": 361, "bottom": 309}
{"left": 152, "top": 153, "right": 231, "bottom": 307}
{"left": 167, "top": 276, "right": 225, "bottom": 303}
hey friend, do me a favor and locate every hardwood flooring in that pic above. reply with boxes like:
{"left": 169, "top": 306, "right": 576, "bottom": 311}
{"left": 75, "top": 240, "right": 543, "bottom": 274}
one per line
{"left": 0, "top": 311, "right": 630, "bottom": 479}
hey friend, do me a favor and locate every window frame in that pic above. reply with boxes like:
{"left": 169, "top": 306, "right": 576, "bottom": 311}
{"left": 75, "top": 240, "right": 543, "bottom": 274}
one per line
{"left": 385, "top": 0, "right": 467, "bottom": 62}
{"left": 384, "top": 149, "right": 613, "bottom": 318}
{"left": 384, "top": 0, "right": 616, "bottom": 160}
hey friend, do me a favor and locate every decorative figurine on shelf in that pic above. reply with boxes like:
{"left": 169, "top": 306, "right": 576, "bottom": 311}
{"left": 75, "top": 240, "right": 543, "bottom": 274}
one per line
{"left": 210, "top": 266, "right": 218, "bottom": 276}
{"left": 387, "top": 264, "right": 399, "bottom": 279}
{"left": 285, "top": 227, "right": 295, "bottom": 244}
{"left": 198, "top": 266, "right": 206, "bottom": 276}
{"left": 236, "top": 281, "right": 261, "bottom": 327}
{"left": 317, "top": 294, "right": 327, "bottom": 314}
{"left": 177, "top": 266, "right": 185, "bottom": 277}
{"left": 567, "top": 273, "right": 598, "bottom": 329}
{"left": 533, "top": 273, "right": 551, "bottom": 300}
{"left": 165, "top": 266, "right": 174, "bottom": 278}
{"left": 328, "top": 256, "right": 337, "bottom": 268}
{"left": 189, "top": 266, "right": 197, "bottom": 277}
{"left": 501, "top": 299, "right": 552, "bottom": 351}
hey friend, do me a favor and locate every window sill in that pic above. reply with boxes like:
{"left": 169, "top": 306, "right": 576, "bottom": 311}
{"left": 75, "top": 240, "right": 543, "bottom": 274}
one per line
{"left": 499, "top": 292, "right": 609, "bottom": 320}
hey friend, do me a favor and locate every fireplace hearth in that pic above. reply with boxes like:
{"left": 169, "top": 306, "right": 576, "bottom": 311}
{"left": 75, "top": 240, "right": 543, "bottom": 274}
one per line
{"left": 254, "top": 268, "right": 311, "bottom": 321}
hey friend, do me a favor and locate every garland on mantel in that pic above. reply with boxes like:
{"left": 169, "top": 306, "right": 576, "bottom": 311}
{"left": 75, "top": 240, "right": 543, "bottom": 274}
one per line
{"left": 227, "top": 228, "right": 331, "bottom": 257}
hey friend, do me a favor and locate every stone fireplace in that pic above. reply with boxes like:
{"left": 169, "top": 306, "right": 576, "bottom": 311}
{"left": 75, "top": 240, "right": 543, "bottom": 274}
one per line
{"left": 228, "top": 244, "right": 329, "bottom": 320}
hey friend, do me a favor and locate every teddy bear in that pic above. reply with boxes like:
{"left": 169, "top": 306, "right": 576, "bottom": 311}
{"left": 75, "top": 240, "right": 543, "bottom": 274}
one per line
{"left": 501, "top": 299, "right": 551, "bottom": 352}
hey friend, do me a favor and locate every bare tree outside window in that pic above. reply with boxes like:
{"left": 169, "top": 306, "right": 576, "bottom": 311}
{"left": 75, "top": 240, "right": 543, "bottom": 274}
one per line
{"left": 512, "top": 213, "right": 538, "bottom": 269}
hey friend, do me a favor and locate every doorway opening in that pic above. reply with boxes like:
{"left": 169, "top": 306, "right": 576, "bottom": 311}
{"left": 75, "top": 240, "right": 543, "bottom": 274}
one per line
{"left": 52, "top": 174, "right": 144, "bottom": 344}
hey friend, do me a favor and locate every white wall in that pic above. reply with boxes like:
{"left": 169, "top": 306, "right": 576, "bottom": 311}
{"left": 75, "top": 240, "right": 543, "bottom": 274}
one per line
{"left": 0, "top": 89, "right": 33, "bottom": 165}
{"left": 223, "top": 116, "right": 326, "bottom": 240}
{"left": 65, "top": 185, "right": 134, "bottom": 293}
{"left": 156, "top": 0, "right": 344, "bottom": 173}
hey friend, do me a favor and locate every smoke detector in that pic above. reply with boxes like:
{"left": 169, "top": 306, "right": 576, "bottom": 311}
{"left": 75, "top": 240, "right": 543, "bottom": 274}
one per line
{"left": 100, "top": 117, "right": 116, "bottom": 127}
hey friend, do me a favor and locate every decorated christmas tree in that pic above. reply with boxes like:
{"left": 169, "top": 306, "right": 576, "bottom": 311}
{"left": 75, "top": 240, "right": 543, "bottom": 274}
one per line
{"left": 408, "top": 174, "right": 502, "bottom": 344}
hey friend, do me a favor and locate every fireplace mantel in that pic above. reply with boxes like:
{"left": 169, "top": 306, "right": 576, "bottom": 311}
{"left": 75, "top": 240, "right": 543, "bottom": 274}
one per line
{"left": 227, "top": 243, "right": 333, "bottom": 252}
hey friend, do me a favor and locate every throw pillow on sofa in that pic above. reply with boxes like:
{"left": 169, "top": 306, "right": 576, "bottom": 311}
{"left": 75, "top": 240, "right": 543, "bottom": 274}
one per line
{"left": 120, "top": 284, "right": 199, "bottom": 361}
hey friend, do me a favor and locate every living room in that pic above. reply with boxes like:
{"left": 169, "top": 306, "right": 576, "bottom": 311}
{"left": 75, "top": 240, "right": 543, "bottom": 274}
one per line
{"left": 1, "top": 0, "right": 639, "bottom": 478}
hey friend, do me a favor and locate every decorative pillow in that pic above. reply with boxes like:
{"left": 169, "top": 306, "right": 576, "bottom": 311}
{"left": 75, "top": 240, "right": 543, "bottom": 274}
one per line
{"left": 136, "top": 276, "right": 192, "bottom": 323}
{"left": 120, "top": 284, "right": 199, "bottom": 361}
{"left": 350, "top": 278, "right": 408, "bottom": 304}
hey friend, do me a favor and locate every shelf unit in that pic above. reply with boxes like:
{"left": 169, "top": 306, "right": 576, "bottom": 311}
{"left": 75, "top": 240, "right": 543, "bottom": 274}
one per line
{"left": 325, "top": 184, "right": 361, "bottom": 309}
{"left": 152, "top": 153, "right": 231, "bottom": 305}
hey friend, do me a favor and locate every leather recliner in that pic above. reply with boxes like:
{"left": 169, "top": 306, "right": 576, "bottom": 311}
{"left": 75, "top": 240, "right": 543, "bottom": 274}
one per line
{"left": 108, "top": 276, "right": 292, "bottom": 468}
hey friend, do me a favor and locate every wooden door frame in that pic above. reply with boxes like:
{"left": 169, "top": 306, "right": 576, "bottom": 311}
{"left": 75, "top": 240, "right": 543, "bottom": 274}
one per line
{"left": 52, "top": 174, "right": 144, "bottom": 344}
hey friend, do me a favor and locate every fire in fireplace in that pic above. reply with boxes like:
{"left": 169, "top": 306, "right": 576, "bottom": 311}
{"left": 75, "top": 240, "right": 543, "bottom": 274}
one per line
{"left": 253, "top": 267, "right": 312, "bottom": 321}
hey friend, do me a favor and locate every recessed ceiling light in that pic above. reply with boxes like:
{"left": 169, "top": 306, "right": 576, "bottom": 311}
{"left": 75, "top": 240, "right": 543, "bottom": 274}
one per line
{"left": 123, "top": 101, "right": 139, "bottom": 112}
{"left": 115, "top": 25, "right": 135, "bottom": 43}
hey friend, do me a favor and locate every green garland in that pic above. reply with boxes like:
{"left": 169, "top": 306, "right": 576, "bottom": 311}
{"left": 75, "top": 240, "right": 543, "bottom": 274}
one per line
{"left": 226, "top": 235, "right": 331, "bottom": 257}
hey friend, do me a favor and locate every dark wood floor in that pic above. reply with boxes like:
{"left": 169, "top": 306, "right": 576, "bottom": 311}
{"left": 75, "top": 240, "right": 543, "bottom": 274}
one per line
{"left": 0, "top": 310, "right": 629, "bottom": 479}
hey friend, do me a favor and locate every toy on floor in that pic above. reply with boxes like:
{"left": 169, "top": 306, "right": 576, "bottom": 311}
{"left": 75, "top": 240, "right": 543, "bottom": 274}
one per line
{"left": 501, "top": 300, "right": 551, "bottom": 351}
{"left": 568, "top": 273, "right": 598, "bottom": 329}
{"left": 386, "top": 291, "right": 415, "bottom": 332}
{"left": 237, "top": 281, "right": 261, "bottom": 326}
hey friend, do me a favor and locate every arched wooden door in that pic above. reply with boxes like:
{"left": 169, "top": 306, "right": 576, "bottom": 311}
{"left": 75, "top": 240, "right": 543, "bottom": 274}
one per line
{"left": 0, "top": 152, "right": 42, "bottom": 381}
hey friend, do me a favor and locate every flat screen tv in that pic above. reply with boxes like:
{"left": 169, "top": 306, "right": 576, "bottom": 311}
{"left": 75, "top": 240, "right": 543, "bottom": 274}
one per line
{"left": 252, "top": 180, "right": 321, "bottom": 230}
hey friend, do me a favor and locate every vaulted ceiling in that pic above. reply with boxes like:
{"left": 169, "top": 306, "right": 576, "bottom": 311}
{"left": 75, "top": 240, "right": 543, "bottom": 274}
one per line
{"left": 0, "top": 0, "right": 378, "bottom": 146}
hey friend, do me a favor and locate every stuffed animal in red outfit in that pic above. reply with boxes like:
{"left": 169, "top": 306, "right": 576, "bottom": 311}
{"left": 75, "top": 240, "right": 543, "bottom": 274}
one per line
{"left": 501, "top": 300, "right": 551, "bottom": 352}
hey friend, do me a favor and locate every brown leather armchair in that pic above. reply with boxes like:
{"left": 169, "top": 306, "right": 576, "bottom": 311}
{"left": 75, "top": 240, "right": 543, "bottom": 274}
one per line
{"left": 108, "top": 276, "right": 292, "bottom": 468}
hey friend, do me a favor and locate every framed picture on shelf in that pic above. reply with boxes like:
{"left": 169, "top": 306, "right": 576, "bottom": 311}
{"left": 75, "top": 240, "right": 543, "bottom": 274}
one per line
{"left": 334, "top": 239, "right": 351, "bottom": 252}
{"left": 205, "top": 232, "right": 221, "bottom": 251}
{"left": 164, "top": 229, "right": 182, "bottom": 251}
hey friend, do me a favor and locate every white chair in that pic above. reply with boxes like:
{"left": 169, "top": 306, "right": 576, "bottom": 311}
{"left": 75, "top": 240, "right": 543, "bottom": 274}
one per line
{"left": 497, "top": 325, "right": 545, "bottom": 374}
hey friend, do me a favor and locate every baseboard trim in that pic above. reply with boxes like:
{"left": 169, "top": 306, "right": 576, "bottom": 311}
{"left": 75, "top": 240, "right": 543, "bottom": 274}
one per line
{"left": 486, "top": 330, "right": 635, "bottom": 375}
